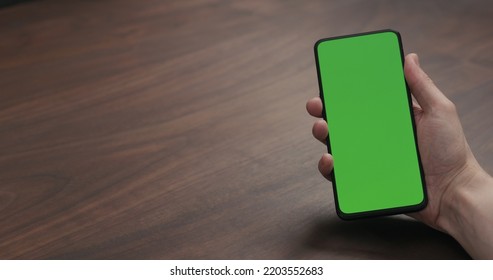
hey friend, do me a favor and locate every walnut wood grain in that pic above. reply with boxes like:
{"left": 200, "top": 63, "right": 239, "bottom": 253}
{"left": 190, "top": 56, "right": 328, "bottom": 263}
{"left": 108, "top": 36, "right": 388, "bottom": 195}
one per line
{"left": 2, "top": 0, "right": 492, "bottom": 259}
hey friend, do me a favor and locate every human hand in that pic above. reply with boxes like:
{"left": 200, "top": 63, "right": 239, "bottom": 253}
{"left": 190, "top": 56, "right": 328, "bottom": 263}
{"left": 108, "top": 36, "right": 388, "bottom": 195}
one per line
{"left": 306, "top": 53, "right": 481, "bottom": 231}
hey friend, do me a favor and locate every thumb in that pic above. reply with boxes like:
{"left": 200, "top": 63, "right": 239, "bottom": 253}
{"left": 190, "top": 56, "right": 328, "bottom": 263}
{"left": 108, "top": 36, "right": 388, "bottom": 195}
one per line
{"left": 404, "top": 53, "right": 449, "bottom": 111}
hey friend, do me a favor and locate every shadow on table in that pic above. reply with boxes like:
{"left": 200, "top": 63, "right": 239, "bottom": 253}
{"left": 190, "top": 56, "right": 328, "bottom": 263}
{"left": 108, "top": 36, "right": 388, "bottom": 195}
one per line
{"left": 0, "top": 0, "right": 31, "bottom": 8}
{"left": 300, "top": 215, "right": 471, "bottom": 259}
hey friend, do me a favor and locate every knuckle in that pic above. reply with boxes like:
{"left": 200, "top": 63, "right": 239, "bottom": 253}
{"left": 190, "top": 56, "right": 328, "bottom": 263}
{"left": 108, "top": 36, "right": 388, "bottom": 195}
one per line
{"left": 442, "top": 99, "right": 456, "bottom": 112}
{"left": 424, "top": 74, "right": 434, "bottom": 86}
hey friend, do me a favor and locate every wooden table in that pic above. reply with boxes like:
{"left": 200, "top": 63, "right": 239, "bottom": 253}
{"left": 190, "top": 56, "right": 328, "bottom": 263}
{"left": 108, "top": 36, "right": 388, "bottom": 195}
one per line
{"left": 1, "top": 0, "right": 492, "bottom": 259}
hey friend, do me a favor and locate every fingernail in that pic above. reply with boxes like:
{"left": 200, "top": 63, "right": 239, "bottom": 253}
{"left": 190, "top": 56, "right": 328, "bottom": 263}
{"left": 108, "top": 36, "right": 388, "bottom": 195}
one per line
{"left": 414, "top": 54, "right": 420, "bottom": 67}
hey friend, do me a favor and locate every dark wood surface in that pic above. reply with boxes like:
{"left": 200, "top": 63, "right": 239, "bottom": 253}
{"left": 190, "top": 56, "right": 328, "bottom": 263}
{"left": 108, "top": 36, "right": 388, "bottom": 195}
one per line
{"left": 1, "top": 0, "right": 492, "bottom": 259}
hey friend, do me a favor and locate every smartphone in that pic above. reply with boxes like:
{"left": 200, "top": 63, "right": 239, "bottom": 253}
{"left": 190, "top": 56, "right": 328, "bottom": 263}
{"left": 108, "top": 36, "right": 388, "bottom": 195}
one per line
{"left": 314, "top": 29, "right": 427, "bottom": 219}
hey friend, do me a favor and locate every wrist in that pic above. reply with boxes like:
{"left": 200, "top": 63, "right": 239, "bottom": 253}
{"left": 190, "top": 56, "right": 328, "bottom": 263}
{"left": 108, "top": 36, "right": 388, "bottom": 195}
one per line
{"left": 437, "top": 160, "right": 493, "bottom": 258}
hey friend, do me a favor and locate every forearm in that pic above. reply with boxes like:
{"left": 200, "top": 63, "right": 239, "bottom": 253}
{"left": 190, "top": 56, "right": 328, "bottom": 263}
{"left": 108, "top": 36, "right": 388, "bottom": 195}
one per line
{"left": 439, "top": 164, "right": 493, "bottom": 259}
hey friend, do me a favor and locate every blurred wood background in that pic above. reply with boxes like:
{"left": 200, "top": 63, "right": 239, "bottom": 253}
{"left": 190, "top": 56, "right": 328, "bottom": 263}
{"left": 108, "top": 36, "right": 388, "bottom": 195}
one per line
{"left": 1, "top": 0, "right": 492, "bottom": 259}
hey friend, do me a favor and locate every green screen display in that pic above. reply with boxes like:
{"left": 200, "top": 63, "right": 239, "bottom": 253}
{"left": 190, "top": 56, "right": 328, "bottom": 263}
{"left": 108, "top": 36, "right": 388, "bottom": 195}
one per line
{"left": 314, "top": 30, "right": 426, "bottom": 218}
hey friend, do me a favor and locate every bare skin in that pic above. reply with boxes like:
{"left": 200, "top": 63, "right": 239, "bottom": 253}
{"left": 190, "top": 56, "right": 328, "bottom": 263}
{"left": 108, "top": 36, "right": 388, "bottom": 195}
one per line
{"left": 307, "top": 53, "right": 493, "bottom": 259}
